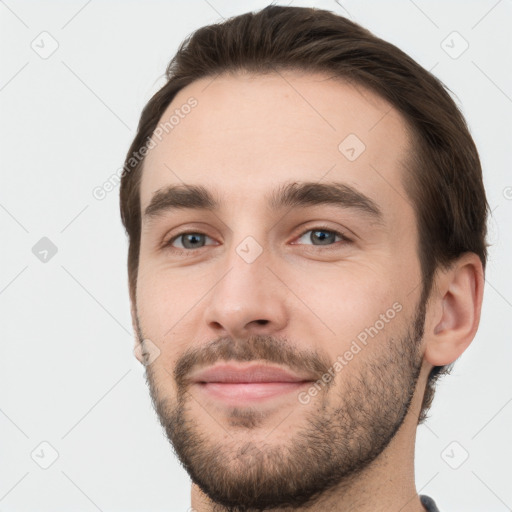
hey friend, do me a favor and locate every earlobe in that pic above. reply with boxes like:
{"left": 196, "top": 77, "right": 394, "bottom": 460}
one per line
{"left": 424, "top": 253, "right": 484, "bottom": 367}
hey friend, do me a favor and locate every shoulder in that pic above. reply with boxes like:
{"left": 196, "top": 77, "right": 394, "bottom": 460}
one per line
{"left": 419, "top": 494, "right": 441, "bottom": 512}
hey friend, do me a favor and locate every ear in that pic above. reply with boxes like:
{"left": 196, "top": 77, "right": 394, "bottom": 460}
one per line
{"left": 130, "top": 300, "right": 145, "bottom": 365}
{"left": 424, "top": 253, "right": 485, "bottom": 367}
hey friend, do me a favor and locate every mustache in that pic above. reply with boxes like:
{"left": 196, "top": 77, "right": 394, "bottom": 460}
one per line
{"left": 173, "top": 334, "right": 332, "bottom": 389}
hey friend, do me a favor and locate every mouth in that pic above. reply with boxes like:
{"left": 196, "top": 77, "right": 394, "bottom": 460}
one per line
{"left": 189, "top": 363, "right": 315, "bottom": 404}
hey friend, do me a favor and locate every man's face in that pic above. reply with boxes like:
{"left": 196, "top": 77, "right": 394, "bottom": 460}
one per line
{"left": 134, "top": 71, "right": 429, "bottom": 510}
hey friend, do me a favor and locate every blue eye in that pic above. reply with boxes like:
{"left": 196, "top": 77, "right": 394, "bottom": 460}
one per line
{"left": 295, "top": 228, "right": 347, "bottom": 246}
{"left": 164, "top": 226, "right": 351, "bottom": 255}
{"left": 167, "top": 232, "right": 215, "bottom": 250}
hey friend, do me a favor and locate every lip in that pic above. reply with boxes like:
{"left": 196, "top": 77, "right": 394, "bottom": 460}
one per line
{"left": 190, "top": 363, "right": 315, "bottom": 384}
{"left": 189, "top": 363, "right": 315, "bottom": 405}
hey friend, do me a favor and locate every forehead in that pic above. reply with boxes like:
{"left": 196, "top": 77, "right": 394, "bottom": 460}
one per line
{"left": 140, "top": 70, "right": 414, "bottom": 224}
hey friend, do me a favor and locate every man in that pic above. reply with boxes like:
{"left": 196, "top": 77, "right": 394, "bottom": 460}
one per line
{"left": 119, "top": 5, "right": 488, "bottom": 511}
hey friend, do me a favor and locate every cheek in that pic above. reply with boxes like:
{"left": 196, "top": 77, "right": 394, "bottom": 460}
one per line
{"left": 292, "top": 262, "right": 406, "bottom": 348}
{"left": 136, "top": 279, "right": 190, "bottom": 391}
{"left": 135, "top": 263, "right": 201, "bottom": 355}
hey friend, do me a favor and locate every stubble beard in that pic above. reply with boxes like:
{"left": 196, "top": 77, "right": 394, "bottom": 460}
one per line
{"left": 140, "top": 301, "right": 425, "bottom": 511}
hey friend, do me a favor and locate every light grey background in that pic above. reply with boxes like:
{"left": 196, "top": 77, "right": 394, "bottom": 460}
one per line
{"left": 1, "top": 1, "right": 511, "bottom": 511}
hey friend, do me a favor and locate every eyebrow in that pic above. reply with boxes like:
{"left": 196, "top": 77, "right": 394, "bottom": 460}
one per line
{"left": 142, "top": 180, "right": 383, "bottom": 225}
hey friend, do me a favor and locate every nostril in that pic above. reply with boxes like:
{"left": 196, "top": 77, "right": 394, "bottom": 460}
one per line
{"left": 256, "top": 319, "right": 269, "bottom": 325}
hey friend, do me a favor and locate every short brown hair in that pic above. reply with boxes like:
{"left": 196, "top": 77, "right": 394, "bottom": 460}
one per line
{"left": 120, "top": 5, "right": 489, "bottom": 424}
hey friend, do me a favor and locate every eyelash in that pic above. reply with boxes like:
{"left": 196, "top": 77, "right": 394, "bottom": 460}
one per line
{"left": 163, "top": 226, "right": 351, "bottom": 256}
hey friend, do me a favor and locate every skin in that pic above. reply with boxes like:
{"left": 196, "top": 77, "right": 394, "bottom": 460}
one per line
{"left": 131, "top": 70, "right": 484, "bottom": 512}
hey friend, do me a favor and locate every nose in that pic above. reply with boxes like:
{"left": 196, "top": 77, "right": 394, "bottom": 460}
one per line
{"left": 203, "top": 241, "right": 289, "bottom": 341}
